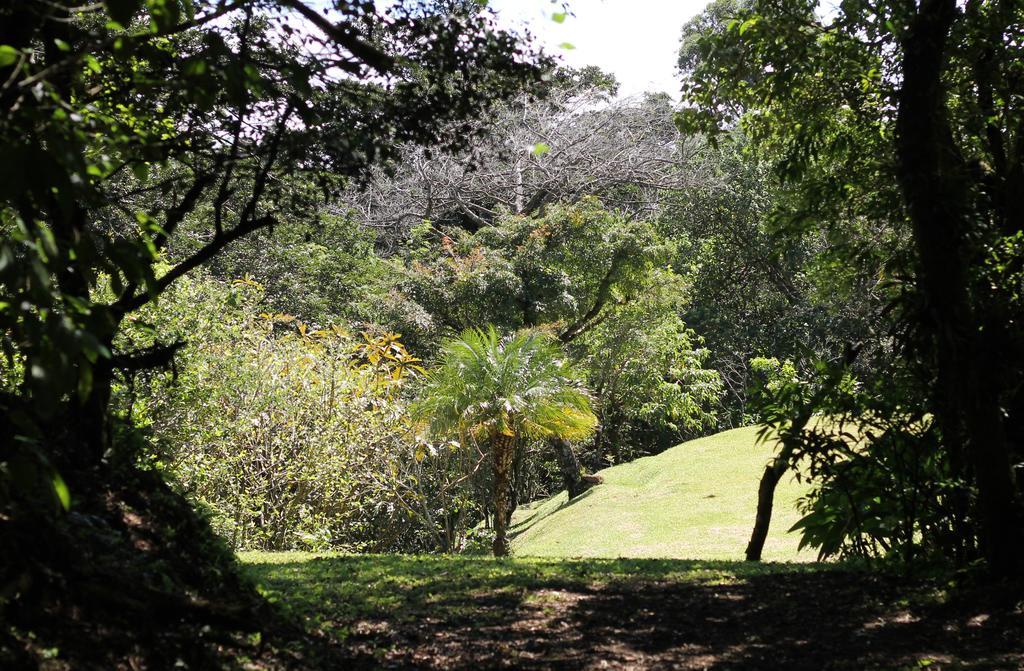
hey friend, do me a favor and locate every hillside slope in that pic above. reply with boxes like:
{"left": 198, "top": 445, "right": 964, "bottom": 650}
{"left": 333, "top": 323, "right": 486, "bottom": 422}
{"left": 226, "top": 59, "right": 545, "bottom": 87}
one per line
{"left": 510, "top": 426, "right": 812, "bottom": 560}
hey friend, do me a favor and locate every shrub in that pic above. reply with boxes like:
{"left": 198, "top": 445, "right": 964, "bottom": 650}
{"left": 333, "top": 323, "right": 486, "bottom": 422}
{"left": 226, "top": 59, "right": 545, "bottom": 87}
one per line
{"left": 117, "top": 273, "right": 463, "bottom": 552}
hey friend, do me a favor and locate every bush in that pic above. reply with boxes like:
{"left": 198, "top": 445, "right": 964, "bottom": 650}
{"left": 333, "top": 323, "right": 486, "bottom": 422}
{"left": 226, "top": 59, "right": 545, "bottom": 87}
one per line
{"left": 576, "top": 270, "right": 722, "bottom": 466}
{"left": 116, "top": 272, "right": 471, "bottom": 552}
{"left": 754, "top": 358, "right": 973, "bottom": 564}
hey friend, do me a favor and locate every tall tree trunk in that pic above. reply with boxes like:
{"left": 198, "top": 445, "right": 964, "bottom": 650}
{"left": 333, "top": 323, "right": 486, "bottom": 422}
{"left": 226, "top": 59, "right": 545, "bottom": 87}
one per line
{"left": 553, "top": 438, "right": 585, "bottom": 498}
{"left": 745, "top": 380, "right": 830, "bottom": 561}
{"left": 895, "top": 0, "right": 1022, "bottom": 575}
{"left": 491, "top": 433, "right": 516, "bottom": 557}
{"left": 506, "top": 446, "right": 524, "bottom": 528}
{"left": 745, "top": 459, "right": 787, "bottom": 561}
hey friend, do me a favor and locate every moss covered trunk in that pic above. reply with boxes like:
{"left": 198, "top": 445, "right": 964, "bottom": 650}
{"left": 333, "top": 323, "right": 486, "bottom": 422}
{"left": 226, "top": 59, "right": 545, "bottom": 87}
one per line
{"left": 491, "top": 432, "right": 517, "bottom": 557}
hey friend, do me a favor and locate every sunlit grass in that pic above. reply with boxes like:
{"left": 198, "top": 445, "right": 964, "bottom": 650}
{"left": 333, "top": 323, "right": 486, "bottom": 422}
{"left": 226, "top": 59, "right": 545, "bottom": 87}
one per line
{"left": 510, "top": 425, "right": 812, "bottom": 560}
{"left": 238, "top": 553, "right": 830, "bottom": 636}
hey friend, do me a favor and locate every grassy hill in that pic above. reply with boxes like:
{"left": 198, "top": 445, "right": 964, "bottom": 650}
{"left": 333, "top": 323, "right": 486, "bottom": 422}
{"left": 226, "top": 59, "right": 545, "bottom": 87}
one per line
{"left": 510, "top": 425, "right": 812, "bottom": 561}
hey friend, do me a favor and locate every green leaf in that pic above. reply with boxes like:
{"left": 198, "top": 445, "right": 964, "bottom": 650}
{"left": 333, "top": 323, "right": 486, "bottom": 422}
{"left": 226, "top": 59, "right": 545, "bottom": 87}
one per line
{"left": 104, "top": 0, "right": 143, "bottom": 25}
{"left": 52, "top": 470, "right": 71, "bottom": 511}
{"left": 147, "top": 0, "right": 182, "bottom": 31}
{"left": 183, "top": 58, "right": 208, "bottom": 77}
{"left": 530, "top": 142, "right": 551, "bottom": 156}
{"left": 131, "top": 162, "right": 150, "bottom": 183}
{"left": 84, "top": 55, "right": 102, "bottom": 74}
{"left": 551, "top": 12, "right": 567, "bottom": 23}
{"left": 558, "top": 42, "right": 576, "bottom": 50}
{"left": 0, "top": 45, "right": 19, "bottom": 68}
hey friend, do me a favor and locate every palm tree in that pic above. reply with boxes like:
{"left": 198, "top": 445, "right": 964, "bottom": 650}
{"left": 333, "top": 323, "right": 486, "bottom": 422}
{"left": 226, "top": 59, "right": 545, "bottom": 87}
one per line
{"left": 416, "top": 326, "right": 597, "bottom": 556}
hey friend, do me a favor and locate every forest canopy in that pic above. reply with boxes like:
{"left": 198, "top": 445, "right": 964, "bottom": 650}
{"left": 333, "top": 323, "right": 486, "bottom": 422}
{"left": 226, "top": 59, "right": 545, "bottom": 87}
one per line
{"left": 2, "top": 0, "right": 1024, "bottom": 666}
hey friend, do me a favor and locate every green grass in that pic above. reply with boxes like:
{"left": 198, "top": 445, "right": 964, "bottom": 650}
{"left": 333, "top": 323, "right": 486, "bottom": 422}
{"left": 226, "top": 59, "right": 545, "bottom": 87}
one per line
{"left": 510, "top": 425, "right": 812, "bottom": 560}
{"left": 235, "top": 554, "right": 1015, "bottom": 670}
{"left": 237, "top": 552, "right": 827, "bottom": 635}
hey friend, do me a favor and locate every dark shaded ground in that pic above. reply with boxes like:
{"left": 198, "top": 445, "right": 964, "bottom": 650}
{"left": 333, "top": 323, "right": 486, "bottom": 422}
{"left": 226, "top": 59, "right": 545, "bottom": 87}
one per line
{"left": 244, "top": 554, "right": 1024, "bottom": 671}
{"left": 0, "top": 469, "right": 348, "bottom": 671}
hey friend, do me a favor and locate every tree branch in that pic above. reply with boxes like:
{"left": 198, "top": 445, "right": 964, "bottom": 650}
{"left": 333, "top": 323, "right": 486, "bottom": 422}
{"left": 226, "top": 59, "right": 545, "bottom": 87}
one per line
{"left": 112, "top": 340, "right": 186, "bottom": 372}
{"left": 559, "top": 252, "right": 625, "bottom": 343}
{"left": 279, "top": 0, "right": 395, "bottom": 74}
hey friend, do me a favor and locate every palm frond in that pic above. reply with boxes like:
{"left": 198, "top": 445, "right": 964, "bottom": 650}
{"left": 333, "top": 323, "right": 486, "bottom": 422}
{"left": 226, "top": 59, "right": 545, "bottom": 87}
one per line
{"left": 413, "top": 326, "right": 598, "bottom": 443}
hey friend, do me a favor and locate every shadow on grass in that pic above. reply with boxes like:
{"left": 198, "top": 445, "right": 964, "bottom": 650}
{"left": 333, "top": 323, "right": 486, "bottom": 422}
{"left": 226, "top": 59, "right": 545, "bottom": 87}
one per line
{"left": 509, "top": 488, "right": 597, "bottom": 539}
{"left": 242, "top": 554, "right": 1024, "bottom": 670}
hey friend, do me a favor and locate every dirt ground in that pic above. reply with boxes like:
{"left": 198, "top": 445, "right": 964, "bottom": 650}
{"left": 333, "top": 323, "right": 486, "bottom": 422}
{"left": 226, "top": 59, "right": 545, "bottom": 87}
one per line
{"left": 8, "top": 543, "right": 1023, "bottom": 670}
{"left": 246, "top": 556, "right": 1024, "bottom": 671}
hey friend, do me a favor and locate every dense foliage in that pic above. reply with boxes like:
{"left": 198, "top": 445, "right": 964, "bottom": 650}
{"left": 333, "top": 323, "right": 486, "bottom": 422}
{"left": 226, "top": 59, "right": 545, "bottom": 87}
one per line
{"left": 2, "top": 6, "right": 1020, "bottom": 653}
{"left": 0, "top": 1, "right": 547, "bottom": 663}
{"left": 415, "top": 326, "right": 596, "bottom": 555}
{"left": 680, "top": 0, "right": 1024, "bottom": 572}
{"left": 395, "top": 199, "right": 723, "bottom": 464}
{"left": 119, "top": 275, "right": 427, "bottom": 551}
{"left": 0, "top": 0, "right": 544, "bottom": 511}
{"left": 661, "top": 139, "right": 882, "bottom": 426}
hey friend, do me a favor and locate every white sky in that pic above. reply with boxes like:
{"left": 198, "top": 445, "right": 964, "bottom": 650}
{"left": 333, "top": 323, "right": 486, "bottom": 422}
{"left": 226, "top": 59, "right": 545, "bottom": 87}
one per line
{"left": 487, "top": 0, "right": 712, "bottom": 99}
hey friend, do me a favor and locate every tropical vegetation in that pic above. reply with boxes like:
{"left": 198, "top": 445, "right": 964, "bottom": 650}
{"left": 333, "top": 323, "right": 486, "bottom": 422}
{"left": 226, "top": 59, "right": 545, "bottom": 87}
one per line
{"left": 2, "top": 0, "right": 1023, "bottom": 667}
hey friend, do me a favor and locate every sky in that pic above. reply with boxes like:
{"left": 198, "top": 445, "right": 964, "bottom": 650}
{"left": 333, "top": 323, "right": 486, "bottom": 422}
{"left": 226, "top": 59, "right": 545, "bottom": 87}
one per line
{"left": 486, "top": 0, "right": 712, "bottom": 99}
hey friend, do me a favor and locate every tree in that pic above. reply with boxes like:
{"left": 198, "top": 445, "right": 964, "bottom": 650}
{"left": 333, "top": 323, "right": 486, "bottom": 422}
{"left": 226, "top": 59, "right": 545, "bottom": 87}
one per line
{"left": 398, "top": 198, "right": 666, "bottom": 345}
{"left": 0, "top": 0, "right": 545, "bottom": 659}
{"left": 170, "top": 207, "right": 388, "bottom": 325}
{"left": 664, "top": 136, "right": 890, "bottom": 428}
{"left": 679, "top": 0, "right": 1024, "bottom": 574}
{"left": 574, "top": 269, "right": 722, "bottom": 465}
{"left": 393, "top": 198, "right": 722, "bottom": 473}
{"left": 414, "top": 327, "right": 596, "bottom": 556}
{"left": 0, "top": 0, "right": 543, "bottom": 458}
{"left": 891, "top": 0, "right": 1022, "bottom": 576}
{"left": 343, "top": 76, "right": 704, "bottom": 248}
{"left": 0, "top": 0, "right": 541, "bottom": 503}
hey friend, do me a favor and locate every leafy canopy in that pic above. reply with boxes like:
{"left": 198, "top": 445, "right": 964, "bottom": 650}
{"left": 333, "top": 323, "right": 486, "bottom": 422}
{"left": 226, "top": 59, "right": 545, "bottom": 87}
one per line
{"left": 676, "top": 0, "right": 1024, "bottom": 570}
{"left": 399, "top": 198, "right": 667, "bottom": 346}
{"left": 415, "top": 326, "right": 596, "bottom": 442}
{"left": 0, "top": 0, "right": 546, "bottom": 423}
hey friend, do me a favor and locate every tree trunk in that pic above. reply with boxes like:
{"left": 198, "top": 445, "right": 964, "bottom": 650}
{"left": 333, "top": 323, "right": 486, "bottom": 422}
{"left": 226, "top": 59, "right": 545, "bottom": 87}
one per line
{"left": 553, "top": 438, "right": 585, "bottom": 498}
{"left": 745, "top": 393, "right": 820, "bottom": 562}
{"left": 78, "top": 358, "right": 115, "bottom": 465}
{"left": 895, "top": 0, "right": 1022, "bottom": 575}
{"left": 491, "top": 433, "right": 516, "bottom": 557}
{"left": 745, "top": 459, "right": 787, "bottom": 561}
{"left": 506, "top": 447, "right": 523, "bottom": 529}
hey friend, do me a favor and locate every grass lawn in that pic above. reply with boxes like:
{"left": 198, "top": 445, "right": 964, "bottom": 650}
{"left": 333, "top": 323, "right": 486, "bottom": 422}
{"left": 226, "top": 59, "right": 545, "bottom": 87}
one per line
{"left": 511, "top": 425, "right": 811, "bottom": 560}
{"left": 233, "top": 428, "right": 1023, "bottom": 669}
{"left": 238, "top": 552, "right": 1024, "bottom": 670}
{"left": 237, "top": 551, "right": 825, "bottom": 628}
